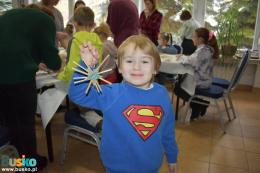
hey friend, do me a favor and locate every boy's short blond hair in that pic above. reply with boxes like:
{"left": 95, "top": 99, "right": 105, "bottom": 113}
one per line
{"left": 117, "top": 35, "right": 161, "bottom": 72}
{"left": 94, "top": 23, "right": 112, "bottom": 39}
{"left": 73, "top": 6, "right": 94, "bottom": 27}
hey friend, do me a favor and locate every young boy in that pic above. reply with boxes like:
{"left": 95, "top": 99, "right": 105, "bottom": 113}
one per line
{"left": 69, "top": 35, "right": 178, "bottom": 173}
{"left": 58, "top": 6, "right": 103, "bottom": 83}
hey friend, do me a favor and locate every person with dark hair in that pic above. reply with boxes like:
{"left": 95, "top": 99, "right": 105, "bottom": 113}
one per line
{"left": 40, "top": 0, "right": 64, "bottom": 32}
{"left": 0, "top": 7, "right": 61, "bottom": 171}
{"left": 26, "top": 3, "right": 55, "bottom": 19}
{"left": 140, "top": 0, "right": 163, "bottom": 45}
{"left": 177, "top": 27, "right": 215, "bottom": 120}
{"left": 65, "top": 0, "right": 86, "bottom": 36}
{"left": 107, "top": 0, "right": 139, "bottom": 48}
{"left": 74, "top": 0, "right": 86, "bottom": 11}
{"left": 157, "top": 32, "right": 178, "bottom": 54}
{"left": 179, "top": 10, "right": 200, "bottom": 55}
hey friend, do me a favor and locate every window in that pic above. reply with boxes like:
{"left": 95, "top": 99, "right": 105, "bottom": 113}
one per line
{"left": 206, "top": 0, "right": 258, "bottom": 49}
{"left": 0, "top": 0, "right": 12, "bottom": 14}
{"left": 55, "top": 0, "right": 109, "bottom": 26}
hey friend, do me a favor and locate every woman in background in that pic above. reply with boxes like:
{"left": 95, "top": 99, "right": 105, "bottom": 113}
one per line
{"left": 40, "top": 0, "right": 64, "bottom": 32}
{"left": 179, "top": 10, "right": 200, "bottom": 55}
{"left": 107, "top": 0, "right": 139, "bottom": 48}
{"left": 140, "top": 0, "right": 163, "bottom": 45}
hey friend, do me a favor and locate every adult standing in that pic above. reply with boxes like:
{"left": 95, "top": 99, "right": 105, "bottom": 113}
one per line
{"left": 179, "top": 10, "right": 200, "bottom": 55}
{"left": 107, "top": 0, "right": 139, "bottom": 48}
{"left": 40, "top": 0, "right": 64, "bottom": 32}
{"left": 0, "top": 8, "right": 61, "bottom": 171}
{"left": 140, "top": 0, "right": 163, "bottom": 45}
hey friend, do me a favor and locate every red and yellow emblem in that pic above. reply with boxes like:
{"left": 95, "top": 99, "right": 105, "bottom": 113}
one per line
{"left": 123, "top": 105, "right": 163, "bottom": 140}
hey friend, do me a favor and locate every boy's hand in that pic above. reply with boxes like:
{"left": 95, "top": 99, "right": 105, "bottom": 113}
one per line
{"left": 168, "top": 163, "right": 177, "bottom": 173}
{"left": 80, "top": 42, "right": 99, "bottom": 67}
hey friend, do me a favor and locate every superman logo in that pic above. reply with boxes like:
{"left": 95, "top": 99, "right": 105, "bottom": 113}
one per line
{"left": 123, "top": 105, "right": 163, "bottom": 140}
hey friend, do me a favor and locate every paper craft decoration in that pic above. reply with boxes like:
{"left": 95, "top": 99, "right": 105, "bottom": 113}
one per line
{"left": 72, "top": 55, "right": 112, "bottom": 94}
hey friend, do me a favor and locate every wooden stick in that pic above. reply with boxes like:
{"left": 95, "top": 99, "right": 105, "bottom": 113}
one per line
{"left": 73, "top": 76, "right": 88, "bottom": 80}
{"left": 98, "top": 68, "right": 113, "bottom": 75}
{"left": 99, "top": 77, "right": 112, "bottom": 85}
{"left": 74, "top": 78, "right": 90, "bottom": 84}
{"left": 94, "top": 82, "right": 102, "bottom": 93}
{"left": 96, "top": 82, "right": 102, "bottom": 92}
{"left": 85, "top": 81, "right": 92, "bottom": 94}
{"left": 73, "top": 61, "right": 88, "bottom": 73}
{"left": 72, "top": 67, "right": 89, "bottom": 76}
{"left": 84, "top": 61, "right": 93, "bottom": 73}
{"left": 96, "top": 55, "right": 110, "bottom": 71}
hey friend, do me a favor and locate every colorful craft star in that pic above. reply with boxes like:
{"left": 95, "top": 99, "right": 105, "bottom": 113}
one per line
{"left": 72, "top": 55, "right": 112, "bottom": 94}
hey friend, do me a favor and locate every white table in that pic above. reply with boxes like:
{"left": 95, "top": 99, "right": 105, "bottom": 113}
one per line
{"left": 160, "top": 54, "right": 195, "bottom": 95}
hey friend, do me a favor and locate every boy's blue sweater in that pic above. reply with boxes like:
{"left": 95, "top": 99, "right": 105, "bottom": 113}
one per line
{"left": 69, "top": 68, "right": 178, "bottom": 173}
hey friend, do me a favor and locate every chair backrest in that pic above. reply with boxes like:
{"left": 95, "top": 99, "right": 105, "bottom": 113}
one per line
{"left": 227, "top": 50, "right": 250, "bottom": 92}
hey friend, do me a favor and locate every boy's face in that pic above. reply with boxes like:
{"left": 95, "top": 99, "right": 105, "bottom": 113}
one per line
{"left": 119, "top": 43, "right": 156, "bottom": 89}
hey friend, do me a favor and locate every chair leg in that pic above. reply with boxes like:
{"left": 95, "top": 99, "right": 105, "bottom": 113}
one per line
{"left": 175, "top": 96, "right": 180, "bottom": 121}
{"left": 214, "top": 100, "right": 226, "bottom": 133}
{"left": 223, "top": 98, "right": 232, "bottom": 121}
{"left": 183, "top": 97, "right": 193, "bottom": 123}
{"left": 182, "top": 99, "right": 185, "bottom": 106}
{"left": 60, "top": 128, "right": 70, "bottom": 164}
{"left": 228, "top": 95, "right": 237, "bottom": 119}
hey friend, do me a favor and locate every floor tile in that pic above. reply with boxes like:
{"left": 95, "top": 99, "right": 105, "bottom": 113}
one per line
{"left": 177, "top": 160, "right": 209, "bottom": 173}
{"left": 212, "top": 134, "right": 244, "bottom": 150}
{"left": 209, "top": 164, "right": 249, "bottom": 173}
{"left": 244, "top": 137, "right": 260, "bottom": 153}
{"left": 242, "top": 125, "right": 260, "bottom": 138}
{"left": 247, "top": 152, "right": 260, "bottom": 172}
{"left": 210, "top": 147, "right": 248, "bottom": 169}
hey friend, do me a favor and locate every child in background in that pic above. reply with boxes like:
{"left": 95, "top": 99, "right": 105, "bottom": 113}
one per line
{"left": 65, "top": 0, "right": 86, "bottom": 36}
{"left": 58, "top": 6, "right": 103, "bottom": 83}
{"left": 94, "top": 23, "right": 119, "bottom": 83}
{"left": 157, "top": 32, "right": 178, "bottom": 54}
{"left": 69, "top": 35, "right": 178, "bottom": 173}
{"left": 178, "top": 27, "right": 216, "bottom": 120}
{"left": 57, "top": 6, "right": 103, "bottom": 131}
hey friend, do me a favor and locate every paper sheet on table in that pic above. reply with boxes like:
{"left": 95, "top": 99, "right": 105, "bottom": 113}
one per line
{"left": 37, "top": 87, "right": 67, "bottom": 129}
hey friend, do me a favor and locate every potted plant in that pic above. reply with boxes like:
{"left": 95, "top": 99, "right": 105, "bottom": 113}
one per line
{"left": 216, "top": 9, "right": 243, "bottom": 57}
